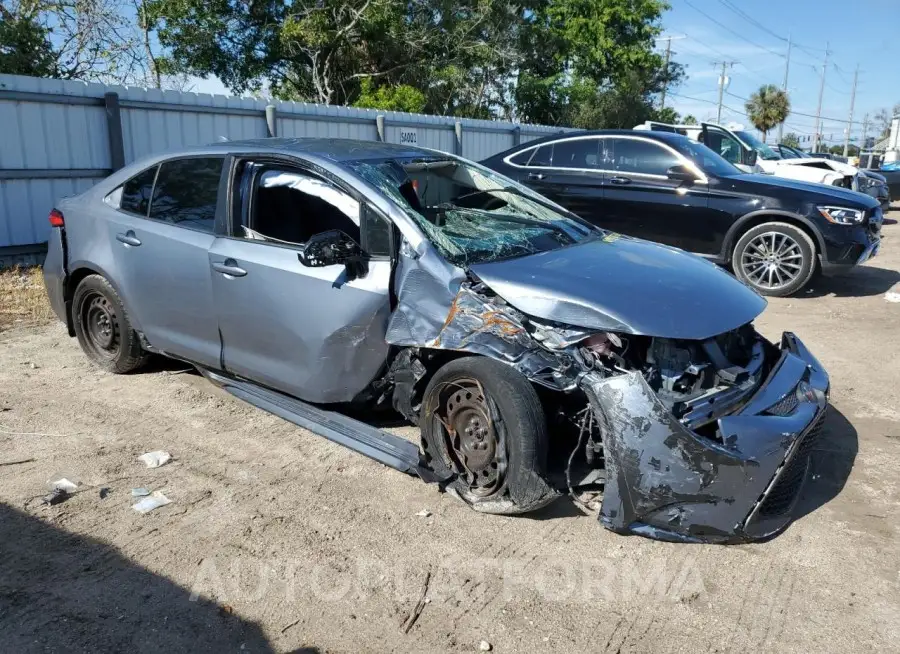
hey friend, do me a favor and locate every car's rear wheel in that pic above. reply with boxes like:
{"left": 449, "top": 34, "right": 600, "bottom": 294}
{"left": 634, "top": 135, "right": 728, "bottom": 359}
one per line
{"left": 420, "top": 357, "right": 556, "bottom": 514}
{"left": 732, "top": 222, "right": 817, "bottom": 297}
{"left": 72, "top": 274, "right": 148, "bottom": 373}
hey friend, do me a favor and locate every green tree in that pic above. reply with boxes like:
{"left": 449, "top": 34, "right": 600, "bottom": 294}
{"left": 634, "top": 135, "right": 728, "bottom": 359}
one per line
{"left": 654, "top": 107, "right": 680, "bottom": 123}
{"left": 0, "top": 3, "right": 57, "bottom": 77}
{"left": 514, "top": 0, "right": 679, "bottom": 127}
{"left": 744, "top": 84, "right": 790, "bottom": 143}
{"left": 781, "top": 132, "right": 801, "bottom": 148}
{"left": 152, "top": 0, "right": 524, "bottom": 116}
{"left": 682, "top": 114, "right": 697, "bottom": 125}
{"left": 353, "top": 78, "right": 426, "bottom": 113}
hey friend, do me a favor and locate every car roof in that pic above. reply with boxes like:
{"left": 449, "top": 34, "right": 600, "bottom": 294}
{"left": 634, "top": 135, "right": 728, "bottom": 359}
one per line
{"left": 198, "top": 137, "right": 439, "bottom": 162}
{"left": 497, "top": 128, "right": 693, "bottom": 153}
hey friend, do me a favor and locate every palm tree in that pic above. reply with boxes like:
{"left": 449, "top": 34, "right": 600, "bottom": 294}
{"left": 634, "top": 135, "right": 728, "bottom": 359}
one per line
{"left": 745, "top": 85, "right": 791, "bottom": 143}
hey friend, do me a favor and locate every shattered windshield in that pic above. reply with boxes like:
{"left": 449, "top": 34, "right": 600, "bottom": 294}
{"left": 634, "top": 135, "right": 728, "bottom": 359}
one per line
{"left": 346, "top": 156, "right": 599, "bottom": 265}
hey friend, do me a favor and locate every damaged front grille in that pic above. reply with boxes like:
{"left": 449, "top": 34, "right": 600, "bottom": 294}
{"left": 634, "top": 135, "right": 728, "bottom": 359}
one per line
{"left": 756, "top": 408, "right": 826, "bottom": 518}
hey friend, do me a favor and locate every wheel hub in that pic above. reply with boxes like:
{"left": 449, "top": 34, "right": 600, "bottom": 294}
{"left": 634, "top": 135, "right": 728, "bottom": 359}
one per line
{"left": 454, "top": 407, "right": 495, "bottom": 471}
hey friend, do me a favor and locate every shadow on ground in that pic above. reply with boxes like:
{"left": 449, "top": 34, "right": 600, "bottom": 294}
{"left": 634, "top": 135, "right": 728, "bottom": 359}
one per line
{"left": 799, "top": 265, "right": 900, "bottom": 298}
{"left": 0, "top": 503, "right": 321, "bottom": 653}
{"left": 793, "top": 405, "right": 859, "bottom": 522}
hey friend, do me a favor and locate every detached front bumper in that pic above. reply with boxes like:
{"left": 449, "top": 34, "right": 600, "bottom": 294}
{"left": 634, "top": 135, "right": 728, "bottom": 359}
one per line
{"left": 582, "top": 332, "right": 829, "bottom": 544}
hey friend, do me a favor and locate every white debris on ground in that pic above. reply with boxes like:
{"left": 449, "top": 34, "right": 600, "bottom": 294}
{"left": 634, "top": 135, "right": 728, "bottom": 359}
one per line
{"left": 137, "top": 451, "right": 172, "bottom": 468}
{"left": 132, "top": 491, "right": 172, "bottom": 514}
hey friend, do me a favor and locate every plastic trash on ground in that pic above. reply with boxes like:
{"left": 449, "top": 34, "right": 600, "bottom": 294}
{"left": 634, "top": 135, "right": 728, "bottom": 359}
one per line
{"left": 132, "top": 491, "right": 172, "bottom": 514}
{"left": 138, "top": 451, "right": 172, "bottom": 468}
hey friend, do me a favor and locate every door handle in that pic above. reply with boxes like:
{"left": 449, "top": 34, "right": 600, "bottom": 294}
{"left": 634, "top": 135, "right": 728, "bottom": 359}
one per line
{"left": 211, "top": 259, "right": 248, "bottom": 277}
{"left": 527, "top": 172, "right": 546, "bottom": 181}
{"left": 115, "top": 231, "right": 141, "bottom": 247}
{"left": 608, "top": 176, "right": 631, "bottom": 185}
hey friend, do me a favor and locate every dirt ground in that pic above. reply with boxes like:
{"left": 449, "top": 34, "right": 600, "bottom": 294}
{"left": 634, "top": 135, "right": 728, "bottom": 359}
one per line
{"left": 2, "top": 215, "right": 899, "bottom": 654}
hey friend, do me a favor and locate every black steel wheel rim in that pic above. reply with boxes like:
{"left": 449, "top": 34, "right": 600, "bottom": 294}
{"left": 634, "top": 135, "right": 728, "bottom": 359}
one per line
{"left": 82, "top": 292, "right": 120, "bottom": 357}
{"left": 435, "top": 378, "right": 506, "bottom": 497}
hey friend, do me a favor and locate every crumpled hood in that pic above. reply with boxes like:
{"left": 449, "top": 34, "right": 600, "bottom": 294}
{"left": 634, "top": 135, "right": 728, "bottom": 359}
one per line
{"left": 469, "top": 235, "right": 767, "bottom": 340}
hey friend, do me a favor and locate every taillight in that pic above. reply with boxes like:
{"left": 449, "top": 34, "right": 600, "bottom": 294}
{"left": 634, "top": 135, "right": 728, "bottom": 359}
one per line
{"left": 49, "top": 209, "right": 64, "bottom": 227}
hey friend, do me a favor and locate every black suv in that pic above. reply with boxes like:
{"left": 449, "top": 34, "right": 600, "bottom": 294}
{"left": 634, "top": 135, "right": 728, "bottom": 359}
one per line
{"left": 483, "top": 130, "right": 883, "bottom": 296}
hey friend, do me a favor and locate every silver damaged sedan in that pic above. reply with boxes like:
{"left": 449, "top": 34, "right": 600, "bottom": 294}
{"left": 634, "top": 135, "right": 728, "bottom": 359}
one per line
{"left": 43, "top": 138, "right": 830, "bottom": 543}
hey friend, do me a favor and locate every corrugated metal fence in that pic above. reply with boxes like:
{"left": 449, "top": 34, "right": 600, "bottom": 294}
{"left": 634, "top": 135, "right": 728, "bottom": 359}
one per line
{"left": 0, "top": 73, "right": 565, "bottom": 262}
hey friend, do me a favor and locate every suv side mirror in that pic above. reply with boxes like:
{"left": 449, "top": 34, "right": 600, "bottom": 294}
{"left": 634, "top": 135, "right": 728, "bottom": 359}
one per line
{"left": 666, "top": 164, "right": 699, "bottom": 183}
{"left": 298, "top": 230, "right": 364, "bottom": 268}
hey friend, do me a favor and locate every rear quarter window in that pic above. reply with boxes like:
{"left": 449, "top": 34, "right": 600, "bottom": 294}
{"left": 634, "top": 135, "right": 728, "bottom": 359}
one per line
{"left": 117, "top": 166, "right": 158, "bottom": 215}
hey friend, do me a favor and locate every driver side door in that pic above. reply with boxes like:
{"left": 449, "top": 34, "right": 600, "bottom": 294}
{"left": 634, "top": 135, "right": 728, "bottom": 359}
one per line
{"left": 208, "top": 159, "right": 395, "bottom": 403}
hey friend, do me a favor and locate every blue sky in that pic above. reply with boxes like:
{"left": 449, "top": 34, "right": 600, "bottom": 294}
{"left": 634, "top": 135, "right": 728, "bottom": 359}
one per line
{"left": 190, "top": 0, "right": 899, "bottom": 146}
{"left": 660, "top": 0, "right": 900, "bottom": 146}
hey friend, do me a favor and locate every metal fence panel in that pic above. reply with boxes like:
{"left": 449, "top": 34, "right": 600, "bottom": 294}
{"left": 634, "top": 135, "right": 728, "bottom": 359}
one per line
{"left": 0, "top": 73, "right": 570, "bottom": 253}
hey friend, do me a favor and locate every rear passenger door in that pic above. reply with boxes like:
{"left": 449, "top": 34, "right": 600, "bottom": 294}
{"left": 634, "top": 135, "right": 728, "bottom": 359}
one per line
{"left": 510, "top": 138, "right": 605, "bottom": 221}
{"left": 104, "top": 156, "right": 225, "bottom": 367}
{"left": 600, "top": 137, "right": 711, "bottom": 251}
{"left": 207, "top": 160, "right": 394, "bottom": 403}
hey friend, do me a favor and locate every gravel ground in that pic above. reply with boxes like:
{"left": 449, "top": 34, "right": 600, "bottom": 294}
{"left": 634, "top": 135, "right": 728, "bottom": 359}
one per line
{"left": 1, "top": 214, "right": 899, "bottom": 653}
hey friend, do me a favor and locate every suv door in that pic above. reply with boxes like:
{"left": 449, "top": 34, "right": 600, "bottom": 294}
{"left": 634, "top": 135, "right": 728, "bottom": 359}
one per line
{"left": 208, "top": 161, "right": 394, "bottom": 403}
{"left": 601, "top": 137, "right": 712, "bottom": 251}
{"left": 103, "top": 156, "right": 225, "bottom": 367}
{"left": 508, "top": 137, "right": 605, "bottom": 220}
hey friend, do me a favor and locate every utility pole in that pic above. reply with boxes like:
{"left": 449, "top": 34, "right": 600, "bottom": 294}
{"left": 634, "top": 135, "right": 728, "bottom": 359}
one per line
{"left": 660, "top": 37, "right": 672, "bottom": 111}
{"left": 777, "top": 33, "right": 792, "bottom": 143}
{"left": 813, "top": 43, "right": 829, "bottom": 152}
{"left": 657, "top": 35, "right": 684, "bottom": 112}
{"left": 714, "top": 61, "right": 735, "bottom": 124}
{"left": 843, "top": 64, "right": 859, "bottom": 157}
{"left": 862, "top": 112, "right": 870, "bottom": 165}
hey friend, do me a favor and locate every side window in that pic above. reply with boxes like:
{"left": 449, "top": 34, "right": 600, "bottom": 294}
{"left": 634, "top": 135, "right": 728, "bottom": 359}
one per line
{"left": 528, "top": 144, "right": 553, "bottom": 167}
{"left": 149, "top": 157, "right": 223, "bottom": 233}
{"left": 550, "top": 139, "right": 600, "bottom": 169}
{"left": 508, "top": 149, "right": 534, "bottom": 166}
{"left": 245, "top": 168, "right": 362, "bottom": 248}
{"left": 611, "top": 138, "right": 680, "bottom": 176}
{"left": 705, "top": 132, "right": 741, "bottom": 165}
{"left": 118, "top": 166, "right": 158, "bottom": 216}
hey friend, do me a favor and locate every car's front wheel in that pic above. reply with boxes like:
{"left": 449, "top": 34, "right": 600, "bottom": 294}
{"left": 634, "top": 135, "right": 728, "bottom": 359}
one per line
{"left": 72, "top": 274, "right": 149, "bottom": 373}
{"left": 420, "top": 357, "right": 557, "bottom": 514}
{"left": 732, "top": 222, "right": 817, "bottom": 297}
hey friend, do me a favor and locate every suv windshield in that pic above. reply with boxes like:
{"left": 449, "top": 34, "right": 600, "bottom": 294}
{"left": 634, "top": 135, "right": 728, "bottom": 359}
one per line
{"left": 671, "top": 138, "right": 743, "bottom": 177}
{"left": 735, "top": 130, "right": 781, "bottom": 160}
{"left": 346, "top": 156, "right": 598, "bottom": 265}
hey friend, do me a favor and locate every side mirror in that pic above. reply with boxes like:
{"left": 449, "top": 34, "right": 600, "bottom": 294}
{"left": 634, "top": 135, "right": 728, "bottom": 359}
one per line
{"left": 666, "top": 164, "right": 699, "bottom": 183}
{"left": 744, "top": 148, "right": 758, "bottom": 167}
{"left": 297, "top": 230, "right": 363, "bottom": 268}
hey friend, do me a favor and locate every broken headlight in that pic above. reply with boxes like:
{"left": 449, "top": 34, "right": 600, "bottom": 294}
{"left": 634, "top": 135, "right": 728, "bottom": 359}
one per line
{"left": 818, "top": 205, "right": 865, "bottom": 225}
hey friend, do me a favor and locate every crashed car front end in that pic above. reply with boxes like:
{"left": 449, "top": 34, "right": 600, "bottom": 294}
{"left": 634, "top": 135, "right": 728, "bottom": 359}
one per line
{"left": 582, "top": 332, "right": 828, "bottom": 543}
{"left": 344, "top": 153, "right": 830, "bottom": 544}
{"left": 387, "top": 274, "right": 829, "bottom": 543}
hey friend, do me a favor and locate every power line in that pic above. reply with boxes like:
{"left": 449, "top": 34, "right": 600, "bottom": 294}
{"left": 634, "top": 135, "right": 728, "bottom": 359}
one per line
{"left": 677, "top": 34, "right": 773, "bottom": 84}
{"left": 668, "top": 91, "right": 748, "bottom": 117}
{"left": 684, "top": 0, "right": 785, "bottom": 58}
{"left": 716, "top": 0, "right": 786, "bottom": 45}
